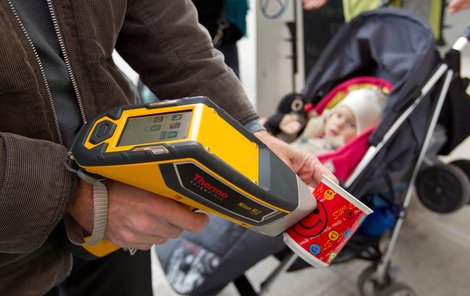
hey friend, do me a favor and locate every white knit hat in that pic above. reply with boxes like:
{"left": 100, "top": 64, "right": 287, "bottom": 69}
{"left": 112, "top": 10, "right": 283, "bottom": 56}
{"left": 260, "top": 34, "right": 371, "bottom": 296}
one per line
{"left": 335, "top": 88, "right": 387, "bottom": 135}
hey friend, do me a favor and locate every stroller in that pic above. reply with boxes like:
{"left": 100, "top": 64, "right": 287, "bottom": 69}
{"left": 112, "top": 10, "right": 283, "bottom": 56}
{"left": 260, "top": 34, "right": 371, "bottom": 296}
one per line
{"left": 242, "top": 8, "right": 470, "bottom": 296}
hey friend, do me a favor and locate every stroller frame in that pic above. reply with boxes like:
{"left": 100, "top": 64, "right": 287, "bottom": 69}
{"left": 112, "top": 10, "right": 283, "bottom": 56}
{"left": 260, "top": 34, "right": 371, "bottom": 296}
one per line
{"left": 243, "top": 16, "right": 470, "bottom": 296}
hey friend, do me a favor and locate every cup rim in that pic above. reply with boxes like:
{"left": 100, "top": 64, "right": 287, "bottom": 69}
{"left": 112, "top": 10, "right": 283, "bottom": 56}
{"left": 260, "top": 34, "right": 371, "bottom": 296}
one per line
{"left": 321, "top": 176, "right": 373, "bottom": 215}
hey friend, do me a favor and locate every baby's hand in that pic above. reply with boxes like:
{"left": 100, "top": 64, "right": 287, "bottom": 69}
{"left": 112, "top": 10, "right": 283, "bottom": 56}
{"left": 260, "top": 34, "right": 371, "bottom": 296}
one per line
{"left": 280, "top": 114, "right": 303, "bottom": 135}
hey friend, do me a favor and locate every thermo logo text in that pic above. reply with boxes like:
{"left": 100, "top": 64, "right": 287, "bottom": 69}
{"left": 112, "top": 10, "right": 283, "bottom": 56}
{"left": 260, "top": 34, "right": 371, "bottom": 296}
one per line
{"left": 192, "top": 173, "right": 229, "bottom": 199}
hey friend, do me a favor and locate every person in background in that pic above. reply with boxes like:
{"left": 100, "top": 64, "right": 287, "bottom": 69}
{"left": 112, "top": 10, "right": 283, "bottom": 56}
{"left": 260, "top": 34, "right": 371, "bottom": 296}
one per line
{"left": 303, "top": 0, "right": 470, "bottom": 15}
{"left": 0, "top": 1, "right": 334, "bottom": 296}
{"left": 192, "top": 0, "right": 249, "bottom": 78}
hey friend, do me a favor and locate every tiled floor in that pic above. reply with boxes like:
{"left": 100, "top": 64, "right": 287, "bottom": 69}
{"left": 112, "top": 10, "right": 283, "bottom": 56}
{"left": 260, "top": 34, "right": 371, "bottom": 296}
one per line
{"left": 152, "top": 7, "right": 470, "bottom": 296}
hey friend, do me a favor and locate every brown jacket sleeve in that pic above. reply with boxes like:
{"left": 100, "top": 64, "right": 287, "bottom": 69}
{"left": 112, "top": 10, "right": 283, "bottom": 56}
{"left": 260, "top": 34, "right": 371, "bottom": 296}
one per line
{"left": 0, "top": 133, "right": 76, "bottom": 253}
{"left": 115, "top": 0, "right": 258, "bottom": 125}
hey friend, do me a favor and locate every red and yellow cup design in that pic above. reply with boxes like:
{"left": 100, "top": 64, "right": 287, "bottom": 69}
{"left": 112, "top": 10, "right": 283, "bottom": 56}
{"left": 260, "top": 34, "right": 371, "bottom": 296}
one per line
{"left": 283, "top": 176, "right": 373, "bottom": 267}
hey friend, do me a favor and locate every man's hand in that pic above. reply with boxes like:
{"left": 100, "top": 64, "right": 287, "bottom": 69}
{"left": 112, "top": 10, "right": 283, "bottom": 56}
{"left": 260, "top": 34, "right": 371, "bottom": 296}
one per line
{"left": 303, "top": 0, "right": 328, "bottom": 10}
{"left": 254, "top": 130, "right": 337, "bottom": 187}
{"left": 449, "top": 0, "right": 470, "bottom": 13}
{"left": 68, "top": 180, "right": 209, "bottom": 250}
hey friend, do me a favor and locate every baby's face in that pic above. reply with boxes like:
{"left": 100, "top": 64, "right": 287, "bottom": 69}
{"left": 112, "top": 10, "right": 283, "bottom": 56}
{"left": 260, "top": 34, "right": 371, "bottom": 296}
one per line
{"left": 324, "top": 105, "right": 357, "bottom": 143}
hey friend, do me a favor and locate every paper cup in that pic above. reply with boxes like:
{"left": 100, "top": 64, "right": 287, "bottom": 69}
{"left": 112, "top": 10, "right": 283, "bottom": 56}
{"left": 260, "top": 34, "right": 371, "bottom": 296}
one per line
{"left": 283, "top": 176, "right": 373, "bottom": 268}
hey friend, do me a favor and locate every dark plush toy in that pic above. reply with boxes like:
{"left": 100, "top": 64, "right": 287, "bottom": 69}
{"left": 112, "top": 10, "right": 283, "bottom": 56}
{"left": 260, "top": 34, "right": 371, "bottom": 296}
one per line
{"left": 264, "top": 93, "right": 307, "bottom": 142}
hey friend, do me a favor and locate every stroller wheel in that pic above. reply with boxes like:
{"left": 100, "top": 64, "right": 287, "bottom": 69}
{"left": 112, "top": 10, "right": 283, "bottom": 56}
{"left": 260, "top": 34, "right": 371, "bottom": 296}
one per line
{"left": 376, "top": 282, "right": 417, "bottom": 296}
{"left": 450, "top": 159, "right": 470, "bottom": 204}
{"left": 357, "top": 264, "right": 391, "bottom": 296}
{"left": 415, "top": 164, "right": 470, "bottom": 213}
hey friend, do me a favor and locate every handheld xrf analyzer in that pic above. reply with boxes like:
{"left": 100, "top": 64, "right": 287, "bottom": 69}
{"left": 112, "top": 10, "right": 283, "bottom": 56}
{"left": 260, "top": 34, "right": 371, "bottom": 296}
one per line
{"left": 70, "top": 96, "right": 315, "bottom": 257}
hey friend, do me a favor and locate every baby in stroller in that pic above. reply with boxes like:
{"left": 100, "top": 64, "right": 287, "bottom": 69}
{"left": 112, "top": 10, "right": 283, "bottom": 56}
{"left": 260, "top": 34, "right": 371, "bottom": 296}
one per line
{"left": 291, "top": 87, "right": 387, "bottom": 156}
{"left": 266, "top": 78, "right": 390, "bottom": 181}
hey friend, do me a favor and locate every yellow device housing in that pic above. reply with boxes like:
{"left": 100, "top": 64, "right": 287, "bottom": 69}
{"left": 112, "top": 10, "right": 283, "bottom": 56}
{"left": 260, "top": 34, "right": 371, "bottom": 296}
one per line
{"left": 71, "top": 96, "right": 314, "bottom": 257}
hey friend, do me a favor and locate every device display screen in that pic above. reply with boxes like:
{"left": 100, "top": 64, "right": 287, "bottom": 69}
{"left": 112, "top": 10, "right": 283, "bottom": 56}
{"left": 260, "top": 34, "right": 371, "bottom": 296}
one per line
{"left": 118, "top": 111, "right": 192, "bottom": 146}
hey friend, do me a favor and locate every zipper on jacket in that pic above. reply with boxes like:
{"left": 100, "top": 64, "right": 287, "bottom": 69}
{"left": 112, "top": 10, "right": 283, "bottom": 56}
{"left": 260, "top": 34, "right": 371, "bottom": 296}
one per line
{"left": 46, "top": 0, "right": 87, "bottom": 125}
{"left": 7, "top": 0, "right": 64, "bottom": 144}
{"left": 7, "top": 0, "right": 88, "bottom": 145}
